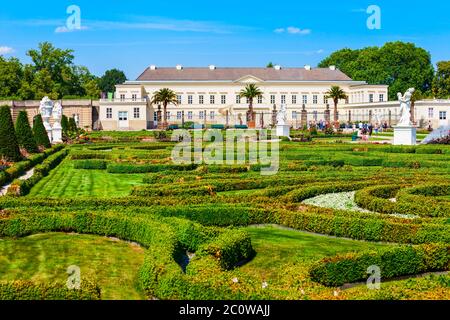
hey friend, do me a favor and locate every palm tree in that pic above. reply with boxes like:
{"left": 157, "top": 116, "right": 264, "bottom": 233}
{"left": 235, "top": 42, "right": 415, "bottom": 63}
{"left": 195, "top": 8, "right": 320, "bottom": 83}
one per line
{"left": 239, "top": 84, "right": 263, "bottom": 125}
{"left": 325, "top": 86, "right": 348, "bottom": 128}
{"left": 150, "top": 88, "right": 178, "bottom": 129}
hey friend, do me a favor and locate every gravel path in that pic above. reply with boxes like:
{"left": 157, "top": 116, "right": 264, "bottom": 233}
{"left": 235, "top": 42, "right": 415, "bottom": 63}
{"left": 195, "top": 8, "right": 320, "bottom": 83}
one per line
{"left": 0, "top": 168, "right": 34, "bottom": 196}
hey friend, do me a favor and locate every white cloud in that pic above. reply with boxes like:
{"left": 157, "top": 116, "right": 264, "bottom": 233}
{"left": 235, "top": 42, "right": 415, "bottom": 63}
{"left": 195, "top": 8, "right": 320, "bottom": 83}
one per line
{"left": 0, "top": 46, "right": 14, "bottom": 55}
{"left": 287, "top": 27, "right": 311, "bottom": 35}
{"left": 274, "top": 26, "right": 311, "bottom": 35}
{"left": 55, "top": 25, "right": 88, "bottom": 33}
{"left": 316, "top": 49, "right": 324, "bottom": 54}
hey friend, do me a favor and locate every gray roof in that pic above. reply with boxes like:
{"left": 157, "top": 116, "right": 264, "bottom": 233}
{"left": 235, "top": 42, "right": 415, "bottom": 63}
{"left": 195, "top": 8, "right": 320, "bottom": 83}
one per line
{"left": 135, "top": 67, "right": 353, "bottom": 82}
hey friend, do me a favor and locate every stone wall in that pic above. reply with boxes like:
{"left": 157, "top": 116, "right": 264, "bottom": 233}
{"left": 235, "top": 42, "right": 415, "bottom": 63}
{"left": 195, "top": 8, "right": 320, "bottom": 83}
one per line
{"left": 0, "top": 99, "right": 98, "bottom": 131}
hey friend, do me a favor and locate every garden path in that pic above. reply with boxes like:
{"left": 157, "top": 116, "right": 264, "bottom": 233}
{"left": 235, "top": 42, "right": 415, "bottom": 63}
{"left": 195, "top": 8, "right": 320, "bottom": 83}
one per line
{"left": 0, "top": 168, "right": 34, "bottom": 196}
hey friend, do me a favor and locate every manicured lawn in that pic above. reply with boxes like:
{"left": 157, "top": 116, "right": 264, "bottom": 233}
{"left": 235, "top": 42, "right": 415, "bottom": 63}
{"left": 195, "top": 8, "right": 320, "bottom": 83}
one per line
{"left": 28, "top": 159, "right": 145, "bottom": 197}
{"left": 0, "top": 233, "right": 146, "bottom": 300}
{"left": 240, "top": 225, "right": 389, "bottom": 281}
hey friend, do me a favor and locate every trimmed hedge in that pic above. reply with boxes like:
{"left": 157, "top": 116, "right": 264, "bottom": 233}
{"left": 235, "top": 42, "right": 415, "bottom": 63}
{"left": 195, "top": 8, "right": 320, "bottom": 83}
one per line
{"left": 107, "top": 163, "right": 198, "bottom": 174}
{"left": 73, "top": 159, "right": 108, "bottom": 170}
{"left": 0, "top": 280, "right": 101, "bottom": 300}
{"left": 355, "top": 184, "right": 450, "bottom": 217}
{"left": 310, "top": 244, "right": 449, "bottom": 286}
{"left": 70, "top": 152, "right": 111, "bottom": 160}
{"left": 0, "top": 145, "right": 65, "bottom": 188}
{"left": 7, "top": 148, "right": 68, "bottom": 196}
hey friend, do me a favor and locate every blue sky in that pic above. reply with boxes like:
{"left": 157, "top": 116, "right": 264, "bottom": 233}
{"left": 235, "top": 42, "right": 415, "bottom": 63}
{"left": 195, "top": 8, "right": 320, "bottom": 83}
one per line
{"left": 1, "top": 0, "right": 449, "bottom": 79}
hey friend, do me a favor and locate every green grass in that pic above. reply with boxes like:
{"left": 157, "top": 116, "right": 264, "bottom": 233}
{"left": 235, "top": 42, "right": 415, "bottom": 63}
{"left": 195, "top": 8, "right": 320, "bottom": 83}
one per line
{"left": 240, "top": 225, "right": 389, "bottom": 281}
{"left": 28, "top": 159, "right": 145, "bottom": 197}
{"left": 0, "top": 233, "right": 146, "bottom": 300}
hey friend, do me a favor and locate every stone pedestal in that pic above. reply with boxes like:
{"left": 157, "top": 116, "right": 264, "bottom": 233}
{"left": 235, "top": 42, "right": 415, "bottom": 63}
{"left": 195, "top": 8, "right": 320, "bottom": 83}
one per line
{"left": 52, "top": 124, "right": 63, "bottom": 143}
{"left": 394, "top": 126, "right": 416, "bottom": 145}
{"left": 276, "top": 124, "right": 290, "bottom": 137}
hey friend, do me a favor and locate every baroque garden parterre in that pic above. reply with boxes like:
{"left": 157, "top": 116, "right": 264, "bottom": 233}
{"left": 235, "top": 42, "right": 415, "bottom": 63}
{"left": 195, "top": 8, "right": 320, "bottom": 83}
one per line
{"left": 0, "top": 132, "right": 449, "bottom": 300}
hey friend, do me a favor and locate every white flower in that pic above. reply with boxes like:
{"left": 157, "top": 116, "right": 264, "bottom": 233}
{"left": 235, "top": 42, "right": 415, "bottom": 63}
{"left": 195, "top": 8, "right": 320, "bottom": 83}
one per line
{"left": 232, "top": 277, "right": 239, "bottom": 283}
{"left": 262, "top": 282, "right": 268, "bottom": 289}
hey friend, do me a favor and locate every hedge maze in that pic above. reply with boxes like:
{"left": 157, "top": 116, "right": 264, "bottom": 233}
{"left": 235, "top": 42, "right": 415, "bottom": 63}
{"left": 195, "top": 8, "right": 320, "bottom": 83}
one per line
{"left": 0, "top": 140, "right": 449, "bottom": 300}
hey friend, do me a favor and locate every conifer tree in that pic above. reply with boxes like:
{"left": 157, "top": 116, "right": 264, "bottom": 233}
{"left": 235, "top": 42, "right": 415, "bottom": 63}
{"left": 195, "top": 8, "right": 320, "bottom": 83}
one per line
{"left": 15, "top": 110, "right": 39, "bottom": 153}
{"left": 0, "top": 105, "right": 22, "bottom": 161}
{"left": 33, "top": 114, "right": 51, "bottom": 148}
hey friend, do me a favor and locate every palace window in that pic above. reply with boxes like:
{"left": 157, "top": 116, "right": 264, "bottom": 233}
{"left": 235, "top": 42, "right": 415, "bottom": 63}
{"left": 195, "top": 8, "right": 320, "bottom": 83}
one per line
{"left": 270, "top": 95, "right": 275, "bottom": 105}
{"left": 313, "top": 95, "right": 318, "bottom": 104}
{"left": 257, "top": 95, "right": 263, "bottom": 104}
{"left": 106, "top": 108, "right": 112, "bottom": 119}
{"left": 323, "top": 95, "right": 328, "bottom": 104}
{"left": 177, "top": 95, "right": 182, "bottom": 104}
{"left": 132, "top": 94, "right": 137, "bottom": 101}
{"left": 221, "top": 95, "right": 226, "bottom": 104}
{"left": 302, "top": 95, "right": 308, "bottom": 105}
{"left": 236, "top": 95, "right": 241, "bottom": 104}
{"left": 120, "top": 94, "right": 125, "bottom": 101}
{"left": 188, "top": 111, "right": 193, "bottom": 120}
{"left": 199, "top": 111, "right": 205, "bottom": 120}
{"left": 153, "top": 112, "right": 158, "bottom": 121}
{"left": 369, "top": 94, "right": 374, "bottom": 103}
{"left": 188, "top": 95, "right": 193, "bottom": 104}
{"left": 440, "top": 111, "right": 447, "bottom": 120}
{"left": 210, "top": 111, "right": 215, "bottom": 120}
{"left": 166, "top": 111, "right": 171, "bottom": 120}
{"left": 199, "top": 95, "right": 204, "bottom": 104}
{"left": 379, "top": 94, "right": 384, "bottom": 102}
{"left": 177, "top": 111, "right": 182, "bottom": 120}
{"left": 133, "top": 107, "right": 140, "bottom": 119}
{"left": 292, "top": 95, "right": 297, "bottom": 104}
{"left": 281, "top": 95, "right": 286, "bottom": 104}
{"left": 428, "top": 108, "right": 434, "bottom": 118}
{"left": 210, "top": 95, "right": 215, "bottom": 104}
{"left": 292, "top": 111, "right": 298, "bottom": 119}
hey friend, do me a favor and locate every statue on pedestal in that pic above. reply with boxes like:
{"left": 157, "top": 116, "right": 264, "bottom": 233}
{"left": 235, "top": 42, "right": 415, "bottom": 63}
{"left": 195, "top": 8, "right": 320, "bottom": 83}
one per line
{"left": 276, "top": 104, "right": 287, "bottom": 126}
{"left": 39, "top": 96, "right": 54, "bottom": 142}
{"left": 52, "top": 102, "right": 63, "bottom": 143}
{"left": 397, "top": 88, "right": 415, "bottom": 126}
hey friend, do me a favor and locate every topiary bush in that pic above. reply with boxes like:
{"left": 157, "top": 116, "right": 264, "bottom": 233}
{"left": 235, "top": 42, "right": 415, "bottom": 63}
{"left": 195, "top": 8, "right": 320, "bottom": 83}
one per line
{"left": 0, "top": 106, "right": 22, "bottom": 162}
{"left": 73, "top": 159, "right": 108, "bottom": 170}
{"left": 15, "top": 111, "right": 39, "bottom": 154}
{"left": 33, "top": 114, "right": 51, "bottom": 148}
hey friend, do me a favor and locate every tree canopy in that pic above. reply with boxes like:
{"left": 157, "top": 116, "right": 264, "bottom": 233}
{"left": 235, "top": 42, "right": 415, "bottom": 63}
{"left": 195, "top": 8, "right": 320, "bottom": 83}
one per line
{"left": 432, "top": 61, "right": 450, "bottom": 99}
{"left": 98, "top": 69, "right": 127, "bottom": 94}
{"left": 318, "top": 42, "right": 435, "bottom": 100}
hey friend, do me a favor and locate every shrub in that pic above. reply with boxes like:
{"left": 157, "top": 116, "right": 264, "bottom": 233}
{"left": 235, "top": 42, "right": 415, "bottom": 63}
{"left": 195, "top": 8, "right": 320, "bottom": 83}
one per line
{"left": 107, "top": 163, "right": 198, "bottom": 174}
{"left": 33, "top": 114, "right": 51, "bottom": 148}
{"left": 15, "top": 111, "right": 39, "bottom": 154}
{"left": 73, "top": 159, "right": 108, "bottom": 170}
{"left": 0, "top": 106, "right": 22, "bottom": 162}
{"left": 310, "top": 244, "right": 449, "bottom": 286}
{"left": 0, "top": 280, "right": 101, "bottom": 300}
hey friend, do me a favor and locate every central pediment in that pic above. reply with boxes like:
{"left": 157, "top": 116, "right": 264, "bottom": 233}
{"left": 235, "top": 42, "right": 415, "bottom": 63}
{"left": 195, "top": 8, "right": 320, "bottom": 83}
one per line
{"left": 234, "top": 75, "right": 264, "bottom": 83}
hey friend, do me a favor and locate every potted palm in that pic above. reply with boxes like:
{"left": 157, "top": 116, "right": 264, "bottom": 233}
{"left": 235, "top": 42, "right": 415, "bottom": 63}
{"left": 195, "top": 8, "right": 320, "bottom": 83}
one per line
{"left": 325, "top": 86, "right": 348, "bottom": 129}
{"left": 150, "top": 88, "right": 178, "bottom": 130}
{"left": 239, "top": 84, "right": 263, "bottom": 129}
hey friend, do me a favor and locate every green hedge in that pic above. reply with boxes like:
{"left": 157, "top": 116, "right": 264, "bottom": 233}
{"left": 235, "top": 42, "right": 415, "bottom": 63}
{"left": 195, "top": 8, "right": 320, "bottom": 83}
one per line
{"left": 0, "top": 280, "right": 101, "bottom": 300}
{"left": 73, "top": 159, "right": 108, "bottom": 170}
{"left": 7, "top": 149, "right": 68, "bottom": 196}
{"left": 70, "top": 152, "right": 111, "bottom": 160}
{"left": 355, "top": 185, "right": 450, "bottom": 217}
{"left": 310, "top": 244, "right": 449, "bottom": 286}
{"left": 0, "top": 145, "right": 65, "bottom": 188}
{"left": 107, "top": 163, "right": 198, "bottom": 173}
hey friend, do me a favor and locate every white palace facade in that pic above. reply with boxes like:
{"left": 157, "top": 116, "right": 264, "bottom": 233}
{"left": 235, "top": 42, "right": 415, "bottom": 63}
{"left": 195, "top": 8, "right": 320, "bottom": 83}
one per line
{"left": 98, "top": 65, "right": 449, "bottom": 130}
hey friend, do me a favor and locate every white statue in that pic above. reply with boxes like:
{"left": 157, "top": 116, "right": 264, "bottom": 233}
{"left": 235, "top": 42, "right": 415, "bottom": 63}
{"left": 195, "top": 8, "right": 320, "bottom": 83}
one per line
{"left": 51, "top": 101, "right": 63, "bottom": 143}
{"left": 397, "top": 88, "right": 415, "bottom": 126}
{"left": 52, "top": 102, "right": 63, "bottom": 122}
{"left": 276, "top": 104, "right": 287, "bottom": 126}
{"left": 39, "top": 96, "right": 53, "bottom": 141}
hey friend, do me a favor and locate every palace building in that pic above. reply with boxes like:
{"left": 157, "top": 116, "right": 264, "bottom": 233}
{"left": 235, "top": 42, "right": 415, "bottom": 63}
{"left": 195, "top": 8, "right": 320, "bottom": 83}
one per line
{"left": 98, "top": 65, "right": 393, "bottom": 130}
